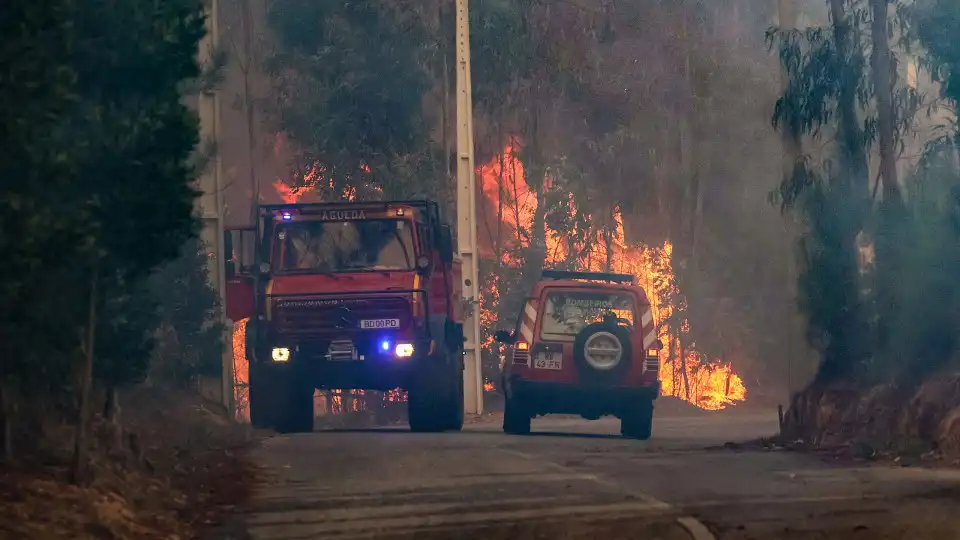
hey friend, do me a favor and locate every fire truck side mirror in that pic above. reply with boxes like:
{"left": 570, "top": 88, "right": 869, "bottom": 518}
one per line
{"left": 438, "top": 225, "right": 454, "bottom": 263}
{"left": 654, "top": 339, "right": 664, "bottom": 350}
{"left": 494, "top": 330, "right": 516, "bottom": 344}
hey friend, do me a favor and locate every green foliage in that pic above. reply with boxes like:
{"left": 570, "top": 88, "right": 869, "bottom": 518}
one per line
{"left": 914, "top": 0, "right": 960, "bottom": 106}
{"left": 0, "top": 0, "right": 80, "bottom": 401}
{"left": 264, "top": 0, "right": 440, "bottom": 198}
{"left": 774, "top": 0, "right": 960, "bottom": 388}
{"left": 0, "top": 0, "right": 214, "bottom": 461}
{"left": 150, "top": 239, "right": 227, "bottom": 385}
{"left": 95, "top": 275, "right": 159, "bottom": 388}
{"left": 793, "top": 167, "right": 870, "bottom": 382}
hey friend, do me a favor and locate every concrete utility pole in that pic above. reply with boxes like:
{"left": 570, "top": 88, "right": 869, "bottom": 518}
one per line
{"left": 455, "top": 0, "right": 484, "bottom": 415}
{"left": 196, "top": 0, "right": 232, "bottom": 411}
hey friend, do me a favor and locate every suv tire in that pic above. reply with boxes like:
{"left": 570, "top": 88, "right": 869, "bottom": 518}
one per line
{"left": 573, "top": 322, "right": 632, "bottom": 384}
{"left": 620, "top": 400, "right": 654, "bottom": 440}
{"left": 503, "top": 395, "right": 531, "bottom": 435}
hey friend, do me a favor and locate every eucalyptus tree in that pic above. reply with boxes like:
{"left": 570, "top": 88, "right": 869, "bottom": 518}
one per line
{"left": 264, "top": 0, "right": 443, "bottom": 201}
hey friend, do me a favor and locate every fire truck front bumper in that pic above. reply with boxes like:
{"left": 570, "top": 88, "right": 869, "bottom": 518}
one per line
{"left": 256, "top": 337, "right": 436, "bottom": 391}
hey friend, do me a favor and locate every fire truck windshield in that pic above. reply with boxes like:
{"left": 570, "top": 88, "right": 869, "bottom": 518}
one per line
{"left": 273, "top": 219, "right": 416, "bottom": 273}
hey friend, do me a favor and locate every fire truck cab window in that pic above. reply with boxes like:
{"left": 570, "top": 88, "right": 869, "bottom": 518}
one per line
{"left": 540, "top": 290, "right": 635, "bottom": 342}
{"left": 275, "top": 219, "right": 416, "bottom": 272}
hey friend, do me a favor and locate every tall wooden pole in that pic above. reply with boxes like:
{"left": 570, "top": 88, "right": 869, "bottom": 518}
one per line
{"left": 455, "top": 0, "right": 483, "bottom": 415}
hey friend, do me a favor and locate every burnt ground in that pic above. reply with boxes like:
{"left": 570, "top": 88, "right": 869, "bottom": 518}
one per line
{"left": 0, "top": 387, "right": 258, "bottom": 540}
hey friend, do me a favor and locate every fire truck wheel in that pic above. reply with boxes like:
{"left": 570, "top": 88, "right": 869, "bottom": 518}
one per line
{"left": 275, "top": 379, "right": 315, "bottom": 434}
{"left": 248, "top": 364, "right": 275, "bottom": 429}
{"left": 407, "top": 390, "right": 444, "bottom": 432}
{"left": 502, "top": 395, "right": 531, "bottom": 435}
{"left": 620, "top": 400, "right": 654, "bottom": 440}
{"left": 408, "top": 360, "right": 463, "bottom": 433}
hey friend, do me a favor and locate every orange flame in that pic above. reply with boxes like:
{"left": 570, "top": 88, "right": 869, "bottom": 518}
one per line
{"left": 478, "top": 142, "right": 746, "bottom": 410}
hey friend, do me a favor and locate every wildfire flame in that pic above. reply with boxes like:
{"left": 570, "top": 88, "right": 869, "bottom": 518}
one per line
{"left": 478, "top": 140, "right": 746, "bottom": 411}
{"left": 231, "top": 151, "right": 745, "bottom": 421}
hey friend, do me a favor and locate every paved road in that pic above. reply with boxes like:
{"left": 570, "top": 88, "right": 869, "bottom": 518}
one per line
{"left": 215, "top": 410, "right": 960, "bottom": 539}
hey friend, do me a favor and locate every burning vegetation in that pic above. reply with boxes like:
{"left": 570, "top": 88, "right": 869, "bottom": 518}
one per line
{"left": 231, "top": 145, "right": 746, "bottom": 419}
{"left": 478, "top": 142, "right": 746, "bottom": 411}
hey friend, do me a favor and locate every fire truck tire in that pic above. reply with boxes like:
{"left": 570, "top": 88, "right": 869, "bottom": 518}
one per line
{"left": 275, "top": 380, "right": 314, "bottom": 434}
{"left": 248, "top": 364, "right": 275, "bottom": 429}
{"left": 503, "top": 396, "right": 531, "bottom": 435}
{"left": 408, "top": 360, "right": 463, "bottom": 433}
{"left": 407, "top": 391, "right": 445, "bottom": 432}
{"left": 620, "top": 400, "right": 654, "bottom": 440}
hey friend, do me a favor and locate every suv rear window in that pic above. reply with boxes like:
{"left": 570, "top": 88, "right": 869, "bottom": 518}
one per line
{"left": 539, "top": 290, "right": 636, "bottom": 341}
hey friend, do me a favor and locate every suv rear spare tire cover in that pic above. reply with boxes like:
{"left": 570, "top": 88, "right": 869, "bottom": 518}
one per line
{"left": 572, "top": 322, "right": 633, "bottom": 382}
{"left": 583, "top": 331, "right": 623, "bottom": 370}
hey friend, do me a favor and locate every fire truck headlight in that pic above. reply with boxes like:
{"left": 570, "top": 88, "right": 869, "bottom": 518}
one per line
{"left": 395, "top": 343, "right": 414, "bottom": 358}
{"left": 271, "top": 347, "right": 291, "bottom": 362}
{"left": 646, "top": 348, "right": 659, "bottom": 357}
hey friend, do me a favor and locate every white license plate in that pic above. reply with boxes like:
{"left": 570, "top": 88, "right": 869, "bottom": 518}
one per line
{"left": 360, "top": 318, "right": 400, "bottom": 329}
{"left": 533, "top": 352, "right": 562, "bottom": 370}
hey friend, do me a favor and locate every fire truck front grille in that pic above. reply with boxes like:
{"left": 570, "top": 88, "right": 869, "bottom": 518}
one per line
{"left": 273, "top": 297, "right": 411, "bottom": 337}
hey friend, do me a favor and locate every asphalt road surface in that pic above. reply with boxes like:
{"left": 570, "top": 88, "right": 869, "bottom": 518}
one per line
{"left": 213, "top": 410, "right": 960, "bottom": 540}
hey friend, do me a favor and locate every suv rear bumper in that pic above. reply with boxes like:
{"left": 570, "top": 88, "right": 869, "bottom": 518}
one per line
{"left": 508, "top": 378, "right": 660, "bottom": 417}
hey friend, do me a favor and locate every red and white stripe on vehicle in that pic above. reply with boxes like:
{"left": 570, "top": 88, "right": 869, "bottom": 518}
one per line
{"left": 640, "top": 305, "right": 659, "bottom": 373}
{"left": 512, "top": 297, "right": 539, "bottom": 365}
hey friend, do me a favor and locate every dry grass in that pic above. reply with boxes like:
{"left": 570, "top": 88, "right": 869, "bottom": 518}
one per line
{"left": 0, "top": 386, "right": 258, "bottom": 540}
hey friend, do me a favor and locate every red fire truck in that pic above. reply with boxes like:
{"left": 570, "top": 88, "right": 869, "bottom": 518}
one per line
{"left": 223, "top": 200, "right": 465, "bottom": 434}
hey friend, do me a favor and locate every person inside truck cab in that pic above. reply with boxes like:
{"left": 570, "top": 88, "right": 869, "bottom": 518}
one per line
{"left": 352, "top": 220, "right": 413, "bottom": 270}
{"left": 282, "top": 221, "right": 360, "bottom": 271}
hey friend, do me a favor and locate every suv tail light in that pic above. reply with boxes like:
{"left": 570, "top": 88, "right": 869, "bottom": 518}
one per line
{"left": 513, "top": 342, "right": 530, "bottom": 365}
{"left": 644, "top": 348, "right": 659, "bottom": 373}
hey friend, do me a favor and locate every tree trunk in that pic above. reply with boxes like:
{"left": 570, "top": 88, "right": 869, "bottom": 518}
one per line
{"left": 70, "top": 263, "right": 98, "bottom": 485}
{"left": 779, "top": 0, "right": 806, "bottom": 399}
{"left": 679, "top": 338, "right": 691, "bottom": 401}
{"left": 103, "top": 386, "right": 122, "bottom": 452}
{"left": 870, "top": 0, "right": 901, "bottom": 205}
{"left": 0, "top": 383, "right": 13, "bottom": 463}
{"left": 829, "top": 0, "right": 870, "bottom": 198}
{"left": 603, "top": 224, "right": 614, "bottom": 272}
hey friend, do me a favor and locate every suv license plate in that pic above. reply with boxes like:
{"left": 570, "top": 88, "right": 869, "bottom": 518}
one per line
{"left": 360, "top": 318, "right": 400, "bottom": 329}
{"left": 534, "top": 352, "right": 562, "bottom": 370}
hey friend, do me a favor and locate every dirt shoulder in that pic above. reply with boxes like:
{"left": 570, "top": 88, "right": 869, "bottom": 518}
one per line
{"left": 0, "top": 386, "right": 261, "bottom": 540}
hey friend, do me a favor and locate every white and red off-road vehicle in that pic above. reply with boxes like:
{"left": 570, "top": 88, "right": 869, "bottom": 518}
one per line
{"left": 495, "top": 270, "right": 663, "bottom": 439}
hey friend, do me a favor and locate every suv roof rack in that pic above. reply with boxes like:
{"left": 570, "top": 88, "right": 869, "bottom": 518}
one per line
{"left": 541, "top": 270, "right": 635, "bottom": 283}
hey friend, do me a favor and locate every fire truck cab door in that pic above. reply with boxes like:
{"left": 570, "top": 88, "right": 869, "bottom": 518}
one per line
{"left": 224, "top": 227, "right": 256, "bottom": 322}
